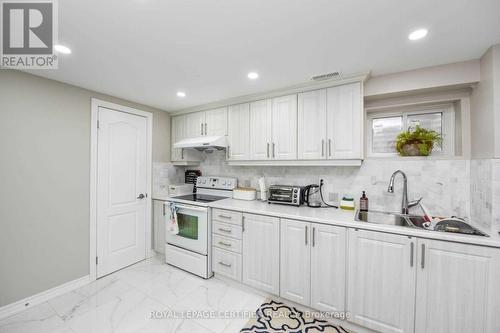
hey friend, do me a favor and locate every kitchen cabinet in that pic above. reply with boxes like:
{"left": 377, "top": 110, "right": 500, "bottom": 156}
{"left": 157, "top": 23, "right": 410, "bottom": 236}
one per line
{"left": 310, "top": 223, "right": 346, "bottom": 312}
{"left": 205, "top": 107, "right": 228, "bottom": 136}
{"left": 249, "top": 99, "right": 273, "bottom": 160}
{"left": 212, "top": 209, "right": 243, "bottom": 281}
{"left": 152, "top": 200, "right": 165, "bottom": 254}
{"left": 298, "top": 89, "right": 327, "bottom": 160}
{"left": 326, "top": 82, "right": 362, "bottom": 159}
{"left": 242, "top": 213, "right": 280, "bottom": 294}
{"left": 280, "top": 219, "right": 346, "bottom": 310}
{"left": 185, "top": 111, "right": 206, "bottom": 138}
{"left": 280, "top": 219, "right": 311, "bottom": 305}
{"left": 271, "top": 94, "right": 298, "bottom": 160}
{"left": 415, "top": 239, "right": 500, "bottom": 333}
{"left": 170, "top": 114, "right": 201, "bottom": 163}
{"left": 347, "top": 229, "right": 416, "bottom": 333}
{"left": 227, "top": 103, "right": 250, "bottom": 160}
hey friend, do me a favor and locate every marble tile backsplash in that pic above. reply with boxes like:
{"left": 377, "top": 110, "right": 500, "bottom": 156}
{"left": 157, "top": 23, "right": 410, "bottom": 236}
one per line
{"left": 492, "top": 159, "right": 500, "bottom": 233}
{"left": 191, "top": 150, "right": 471, "bottom": 219}
{"left": 153, "top": 162, "right": 184, "bottom": 196}
{"left": 470, "top": 159, "right": 493, "bottom": 230}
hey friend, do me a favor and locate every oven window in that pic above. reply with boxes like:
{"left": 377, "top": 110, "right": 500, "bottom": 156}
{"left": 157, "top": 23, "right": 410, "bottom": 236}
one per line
{"left": 177, "top": 213, "right": 199, "bottom": 240}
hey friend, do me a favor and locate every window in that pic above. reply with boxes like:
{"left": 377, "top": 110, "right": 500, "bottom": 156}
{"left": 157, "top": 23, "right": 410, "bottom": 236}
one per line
{"left": 367, "top": 104, "right": 456, "bottom": 157}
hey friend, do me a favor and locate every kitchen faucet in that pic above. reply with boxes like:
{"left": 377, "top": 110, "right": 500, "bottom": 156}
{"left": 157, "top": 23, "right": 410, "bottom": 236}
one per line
{"left": 387, "top": 170, "right": 422, "bottom": 215}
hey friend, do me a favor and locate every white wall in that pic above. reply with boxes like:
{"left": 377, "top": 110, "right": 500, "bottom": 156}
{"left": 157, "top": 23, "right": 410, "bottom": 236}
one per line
{"left": 0, "top": 70, "right": 170, "bottom": 307}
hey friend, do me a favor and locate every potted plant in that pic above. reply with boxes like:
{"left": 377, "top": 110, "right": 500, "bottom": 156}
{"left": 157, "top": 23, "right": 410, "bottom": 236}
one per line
{"left": 395, "top": 126, "right": 442, "bottom": 156}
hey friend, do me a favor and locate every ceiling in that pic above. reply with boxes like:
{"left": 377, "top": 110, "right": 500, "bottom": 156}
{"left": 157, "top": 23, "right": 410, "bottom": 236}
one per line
{"left": 28, "top": 0, "right": 500, "bottom": 111}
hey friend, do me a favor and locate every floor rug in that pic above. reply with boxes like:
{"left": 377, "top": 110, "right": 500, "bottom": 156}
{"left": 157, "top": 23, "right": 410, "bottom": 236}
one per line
{"left": 240, "top": 299, "right": 351, "bottom": 333}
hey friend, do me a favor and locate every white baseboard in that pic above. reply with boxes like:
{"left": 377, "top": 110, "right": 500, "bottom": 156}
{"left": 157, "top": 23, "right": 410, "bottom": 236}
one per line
{"left": 0, "top": 275, "right": 90, "bottom": 320}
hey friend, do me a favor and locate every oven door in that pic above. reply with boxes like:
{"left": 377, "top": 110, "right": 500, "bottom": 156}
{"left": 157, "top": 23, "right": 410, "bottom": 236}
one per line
{"left": 165, "top": 203, "right": 208, "bottom": 255}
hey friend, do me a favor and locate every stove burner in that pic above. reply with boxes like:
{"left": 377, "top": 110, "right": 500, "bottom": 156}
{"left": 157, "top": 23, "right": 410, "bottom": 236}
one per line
{"left": 173, "top": 194, "right": 227, "bottom": 203}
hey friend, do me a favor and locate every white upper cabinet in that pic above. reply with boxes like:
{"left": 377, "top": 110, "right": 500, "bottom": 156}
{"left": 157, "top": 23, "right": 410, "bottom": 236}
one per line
{"left": 227, "top": 103, "right": 250, "bottom": 160}
{"left": 242, "top": 214, "right": 280, "bottom": 294}
{"left": 185, "top": 111, "right": 206, "bottom": 138}
{"left": 280, "top": 218, "right": 311, "bottom": 306}
{"left": 205, "top": 107, "right": 227, "bottom": 136}
{"left": 272, "top": 94, "right": 298, "bottom": 160}
{"left": 250, "top": 99, "right": 273, "bottom": 160}
{"left": 415, "top": 239, "right": 500, "bottom": 333}
{"left": 310, "top": 224, "right": 346, "bottom": 313}
{"left": 347, "top": 229, "right": 416, "bottom": 333}
{"left": 171, "top": 115, "right": 201, "bottom": 163}
{"left": 298, "top": 89, "right": 327, "bottom": 160}
{"left": 326, "top": 82, "right": 363, "bottom": 159}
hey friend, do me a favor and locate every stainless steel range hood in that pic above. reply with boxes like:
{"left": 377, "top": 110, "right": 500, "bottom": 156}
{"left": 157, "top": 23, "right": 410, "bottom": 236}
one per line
{"left": 173, "top": 136, "right": 227, "bottom": 150}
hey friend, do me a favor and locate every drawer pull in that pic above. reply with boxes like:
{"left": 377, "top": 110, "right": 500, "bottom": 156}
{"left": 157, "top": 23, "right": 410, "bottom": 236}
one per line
{"left": 218, "top": 228, "right": 232, "bottom": 233}
{"left": 218, "top": 261, "right": 232, "bottom": 267}
{"left": 218, "top": 215, "right": 232, "bottom": 219}
{"left": 218, "top": 241, "right": 232, "bottom": 247}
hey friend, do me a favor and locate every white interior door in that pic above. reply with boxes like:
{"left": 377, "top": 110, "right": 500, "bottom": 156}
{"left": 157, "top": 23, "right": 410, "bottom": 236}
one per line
{"left": 96, "top": 107, "right": 148, "bottom": 277}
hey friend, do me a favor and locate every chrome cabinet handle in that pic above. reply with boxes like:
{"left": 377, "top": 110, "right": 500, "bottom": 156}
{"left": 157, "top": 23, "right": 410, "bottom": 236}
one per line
{"left": 328, "top": 139, "right": 332, "bottom": 156}
{"left": 267, "top": 143, "right": 270, "bottom": 158}
{"left": 181, "top": 148, "right": 184, "bottom": 160}
{"left": 200, "top": 123, "right": 203, "bottom": 135}
{"left": 421, "top": 244, "right": 426, "bottom": 269}
{"left": 162, "top": 203, "right": 166, "bottom": 216}
{"left": 321, "top": 140, "right": 324, "bottom": 157}
{"left": 305, "top": 225, "right": 308, "bottom": 246}
{"left": 312, "top": 227, "right": 316, "bottom": 247}
{"left": 218, "top": 241, "right": 232, "bottom": 247}
{"left": 218, "top": 215, "right": 232, "bottom": 219}
{"left": 218, "top": 261, "right": 232, "bottom": 267}
{"left": 272, "top": 142, "right": 276, "bottom": 158}
{"left": 410, "top": 242, "right": 414, "bottom": 267}
{"left": 204, "top": 123, "right": 207, "bottom": 135}
{"left": 137, "top": 193, "right": 145, "bottom": 199}
{"left": 242, "top": 216, "right": 245, "bottom": 232}
{"left": 218, "top": 228, "right": 232, "bottom": 233}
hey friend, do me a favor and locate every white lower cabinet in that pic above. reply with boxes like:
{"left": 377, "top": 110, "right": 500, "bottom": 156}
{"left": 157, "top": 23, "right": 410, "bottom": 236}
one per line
{"left": 310, "top": 223, "right": 346, "bottom": 312}
{"left": 242, "top": 213, "right": 280, "bottom": 294}
{"left": 152, "top": 200, "right": 165, "bottom": 254}
{"left": 280, "top": 219, "right": 346, "bottom": 310}
{"left": 415, "top": 239, "right": 500, "bottom": 333}
{"left": 347, "top": 229, "right": 416, "bottom": 333}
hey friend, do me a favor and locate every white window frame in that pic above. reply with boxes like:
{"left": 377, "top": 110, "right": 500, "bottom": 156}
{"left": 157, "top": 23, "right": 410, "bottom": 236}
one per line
{"left": 366, "top": 103, "right": 455, "bottom": 158}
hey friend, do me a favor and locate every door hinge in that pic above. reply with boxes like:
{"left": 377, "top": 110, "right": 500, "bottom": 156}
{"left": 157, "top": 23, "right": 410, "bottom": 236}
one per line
{"left": 96, "top": 256, "right": 98, "bottom": 265}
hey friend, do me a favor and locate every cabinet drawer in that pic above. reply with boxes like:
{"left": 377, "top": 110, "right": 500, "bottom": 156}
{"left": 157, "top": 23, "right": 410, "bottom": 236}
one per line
{"left": 212, "top": 209, "right": 242, "bottom": 225}
{"left": 213, "top": 234, "right": 242, "bottom": 253}
{"left": 212, "top": 247, "right": 242, "bottom": 281}
{"left": 213, "top": 220, "right": 242, "bottom": 239}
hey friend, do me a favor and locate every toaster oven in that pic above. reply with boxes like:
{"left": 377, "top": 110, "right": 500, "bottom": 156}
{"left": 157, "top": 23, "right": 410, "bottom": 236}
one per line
{"left": 268, "top": 185, "right": 303, "bottom": 206}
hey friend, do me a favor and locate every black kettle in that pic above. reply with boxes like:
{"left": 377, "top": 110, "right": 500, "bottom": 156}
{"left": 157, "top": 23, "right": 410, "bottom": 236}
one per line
{"left": 302, "top": 184, "right": 322, "bottom": 207}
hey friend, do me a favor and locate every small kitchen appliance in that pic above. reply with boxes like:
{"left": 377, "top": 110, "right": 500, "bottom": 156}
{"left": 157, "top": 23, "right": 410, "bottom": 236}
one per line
{"left": 302, "top": 184, "right": 322, "bottom": 207}
{"left": 168, "top": 183, "right": 194, "bottom": 197}
{"left": 268, "top": 185, "right": 303, "bottom": 206}
{"left": 165, "top": 176, "right": 237, "bottom": 278}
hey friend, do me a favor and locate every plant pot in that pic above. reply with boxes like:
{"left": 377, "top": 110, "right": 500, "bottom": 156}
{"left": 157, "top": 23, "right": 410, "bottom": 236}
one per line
{"left": 400, "top": 142, "right": 433, "bottom": 156}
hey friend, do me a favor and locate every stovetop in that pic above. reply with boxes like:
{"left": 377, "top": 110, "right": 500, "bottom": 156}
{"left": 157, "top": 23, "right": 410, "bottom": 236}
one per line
{"left": 173, "top": 194, "right": 228, "bottom": 203}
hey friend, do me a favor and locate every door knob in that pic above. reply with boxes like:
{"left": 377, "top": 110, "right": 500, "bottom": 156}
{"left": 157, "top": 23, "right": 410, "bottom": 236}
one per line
{"left": 137, "top": 193, "right": 145, "bottom": 199}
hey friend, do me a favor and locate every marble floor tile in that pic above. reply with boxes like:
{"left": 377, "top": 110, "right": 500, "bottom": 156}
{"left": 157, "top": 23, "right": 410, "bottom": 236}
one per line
{"left": 0, "top": 302, "right": 66, "bottom": 333}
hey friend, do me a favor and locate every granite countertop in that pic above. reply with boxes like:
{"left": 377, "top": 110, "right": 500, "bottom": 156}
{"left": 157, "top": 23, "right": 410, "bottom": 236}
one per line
{"left": 153, "top": 195, "right": 500, "bottom": 248}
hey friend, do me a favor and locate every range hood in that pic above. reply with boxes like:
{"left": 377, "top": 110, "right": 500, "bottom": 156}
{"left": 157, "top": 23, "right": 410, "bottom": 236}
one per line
{"left": 173, "top": 136, "right": 227, "bottom": 150}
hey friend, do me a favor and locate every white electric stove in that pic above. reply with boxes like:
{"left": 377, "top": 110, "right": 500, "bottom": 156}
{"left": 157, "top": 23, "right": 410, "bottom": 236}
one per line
{"left": 164, "top": 176, "right": 236, "bottom": 278}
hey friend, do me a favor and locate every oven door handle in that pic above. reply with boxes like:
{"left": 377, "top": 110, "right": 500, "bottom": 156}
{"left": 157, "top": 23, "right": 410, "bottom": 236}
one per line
{"left": 171, "top": 204, "right": 208, "bottom": 212}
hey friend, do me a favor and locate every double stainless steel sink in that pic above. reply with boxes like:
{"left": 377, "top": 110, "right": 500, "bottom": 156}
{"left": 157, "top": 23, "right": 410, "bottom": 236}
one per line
{"left": 355, "top": 210, "right": 489, "bottom": 236}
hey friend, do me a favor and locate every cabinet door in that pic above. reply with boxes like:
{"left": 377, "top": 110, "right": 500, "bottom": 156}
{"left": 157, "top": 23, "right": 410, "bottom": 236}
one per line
{"left": 185, "top": 111, "right": 205, "bottom": 138}
{"left": 272, "top": 94, "right": 297, "bottom": 160}
{"left": 171, "top": 115, "right": 185, "bottom": 161}
{"left": 249, "top": 99, "right": 272, "bottom": 160}
{"left": 298, "top": 89, "right": 327, "bottom": 160}
{"left": 415, "top": 239, "right": 500, "bottom": 333}
{"left": 347, "top": 229, "right": 416, "bottom": 333}
{"left": 242, "top": 214, "right": 280, "bottom": 294}
{"left": 153, "top": 201, "right": 165, "bottom": 254}
{"left": 205, "top": 107, "right": 227, "bottom": 136}
{"left": 280, "top": 219, "right": 310, "bottom": 306}
{"left": 326, "top": 82, "right": 362, "bottom": 159}
{"left": 227, "top": 103, "right": 250, "bottom": 160}
{"left": 310, "top": 224, "right": 346, "bottom": 312}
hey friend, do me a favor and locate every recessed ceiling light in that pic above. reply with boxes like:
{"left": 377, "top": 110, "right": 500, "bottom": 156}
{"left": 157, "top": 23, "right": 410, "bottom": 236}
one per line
{"left": 408, "top": 29, "right": 428, "bottom": 41}
{"left": 247, "top": 72, "right": 259, "bottom": 80}
{"left": 54, "top": 44, "right": 71, "bottom": 54}
{"left": 176, "top": 91, "right": 186, "bottom": 98}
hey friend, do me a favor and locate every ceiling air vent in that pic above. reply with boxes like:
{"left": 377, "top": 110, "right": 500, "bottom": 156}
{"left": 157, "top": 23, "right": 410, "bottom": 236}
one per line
{"left": 311, "top": 72, "right": 340, "bottom": 81}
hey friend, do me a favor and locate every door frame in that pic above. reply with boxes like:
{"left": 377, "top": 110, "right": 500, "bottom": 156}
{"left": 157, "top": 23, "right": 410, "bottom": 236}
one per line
{"left": 89, "top": 98, "right": 153, "bottom": 282}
